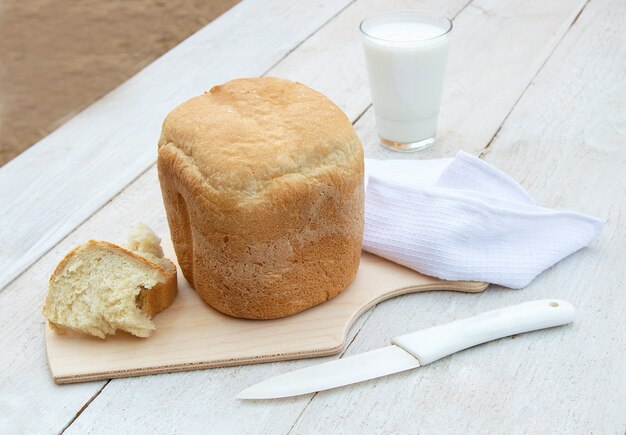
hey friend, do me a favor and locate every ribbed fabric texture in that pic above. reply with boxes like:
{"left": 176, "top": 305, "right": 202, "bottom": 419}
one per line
{"left": 362, "top": 152, "right": 604, "bottom": 288}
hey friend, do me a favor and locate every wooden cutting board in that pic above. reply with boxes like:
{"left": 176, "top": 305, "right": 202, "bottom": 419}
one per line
{"left": 45, "top": 241, "right": 488, "bottom": 384}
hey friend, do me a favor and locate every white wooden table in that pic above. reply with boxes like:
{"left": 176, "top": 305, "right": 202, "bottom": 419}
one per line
{"left": 1, "top": 0, "right": 624, "bottom": 433}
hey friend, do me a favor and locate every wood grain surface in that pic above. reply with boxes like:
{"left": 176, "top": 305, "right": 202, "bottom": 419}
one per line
{"left": 46, "top": 248, "right": 486, "bottom": 384}
{"left": 290, "top": 0, "right": 625, "bottom": 433}
{"left": 0, "top": 0, "right": 354, "bottom": 292}
{"left": 1, "top": 0, "right": 624, "bottom": 433}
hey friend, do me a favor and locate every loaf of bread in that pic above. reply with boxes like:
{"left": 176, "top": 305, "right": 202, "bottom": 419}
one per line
{"left": 157, "top": 77, "right": 364, "bottom": 319}
{"left": 42, "top": 224, "right": 178, "bottom": 338}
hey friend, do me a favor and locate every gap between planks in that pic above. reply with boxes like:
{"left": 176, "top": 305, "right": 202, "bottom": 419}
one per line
{"left": 0, "top": 0, "right": 474, "bottom": 295}
{"left": 0, "top": 1, "right": 358, "bottom": 296}
{"left": 0, "top": 0, "right": 356, "bottom": 295}
{"left": 52, "top": 2, "right": 361, "bottom": 433}
{"left": 479, "top": 0, "right": 591, "bottom": 158}
{"left": 271, "top": 0, "right": 591, "bottom": 430}
{"left": 59, "top": 380, "right": 111, "bottom": 435}
{"left": 261, "top": 0, "right": 358, "bottom": 79}
{"left": 347, "top": 0, "right": 481, "bottom": 146}
{"left": 285, "top": 309, "right": 375, "bottom": 435}
{"left": 28, "top": 0, "right": 591, "bottom": 431}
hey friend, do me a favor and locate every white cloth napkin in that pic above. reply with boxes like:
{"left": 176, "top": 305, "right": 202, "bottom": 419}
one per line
{"left": 362, "top": 152, "right": 604, "bottom": 288}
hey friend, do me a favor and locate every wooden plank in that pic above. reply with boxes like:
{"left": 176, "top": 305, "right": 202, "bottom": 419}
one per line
{"left": 0, "top": 1, "right": 479, "bottom": 432}
{"left": 0, "top": 0, "right": 359, "bottom": 431}
{"left": 53, "top": 0, "right": 595, "bottom": 433}
{"left": 290, "top": 0, "right": 626, "bottom": 433}
{"left": 0, "top": 3, "right": 600, "bottom": 429}
{"left": 0, "top": 0, "right": 354, "bottom": 292}
{"left": 0, "top": 0, "right": 581, "bottom": 294}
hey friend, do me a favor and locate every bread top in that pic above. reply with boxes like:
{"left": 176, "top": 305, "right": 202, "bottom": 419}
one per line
{"left": 159, "top": 77, "right": 363, "bottom": 204}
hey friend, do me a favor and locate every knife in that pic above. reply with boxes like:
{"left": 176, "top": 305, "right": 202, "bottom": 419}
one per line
{"left": 237, "top": 299, "right": 575, "bottom": 400}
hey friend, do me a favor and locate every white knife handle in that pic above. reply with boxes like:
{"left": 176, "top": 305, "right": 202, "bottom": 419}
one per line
{"left": 391, "top": 299, "right": 575, "bottom": 365}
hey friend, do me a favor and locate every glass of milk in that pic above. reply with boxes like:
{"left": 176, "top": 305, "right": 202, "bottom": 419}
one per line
{"left": 360, "top": 11, "right": 452, "bottom": 152}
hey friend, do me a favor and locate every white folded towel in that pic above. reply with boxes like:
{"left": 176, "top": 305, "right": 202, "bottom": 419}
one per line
{"left": 362, "top": 152, "right": 604, "bottom": 288}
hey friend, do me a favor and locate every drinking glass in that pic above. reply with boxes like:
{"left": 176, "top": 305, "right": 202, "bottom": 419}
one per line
{"left": 360, "top": 11, "right": 452, "bottom": 152}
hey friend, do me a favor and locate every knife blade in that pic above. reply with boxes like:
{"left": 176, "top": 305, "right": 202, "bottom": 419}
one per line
{"left": 237, "top": 299, "right": 575, "bottom": 400}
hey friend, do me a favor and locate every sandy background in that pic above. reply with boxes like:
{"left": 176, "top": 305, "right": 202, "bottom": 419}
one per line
{"left": 0, "top": 0, "right": 239, "bottom": 167}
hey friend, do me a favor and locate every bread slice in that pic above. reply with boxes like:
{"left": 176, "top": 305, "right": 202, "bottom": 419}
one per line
{"left": 42, "top": 224, "right": 177, "bottom": 338}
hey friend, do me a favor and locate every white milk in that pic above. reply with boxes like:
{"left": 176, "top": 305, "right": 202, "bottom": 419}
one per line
{"left": 360, "top": 12, "right": 452, "bottom": 151}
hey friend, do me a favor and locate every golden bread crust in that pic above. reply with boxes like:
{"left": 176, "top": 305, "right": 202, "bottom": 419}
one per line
{"left": 158, "top": 77, "right": 364, "bottom": 319}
